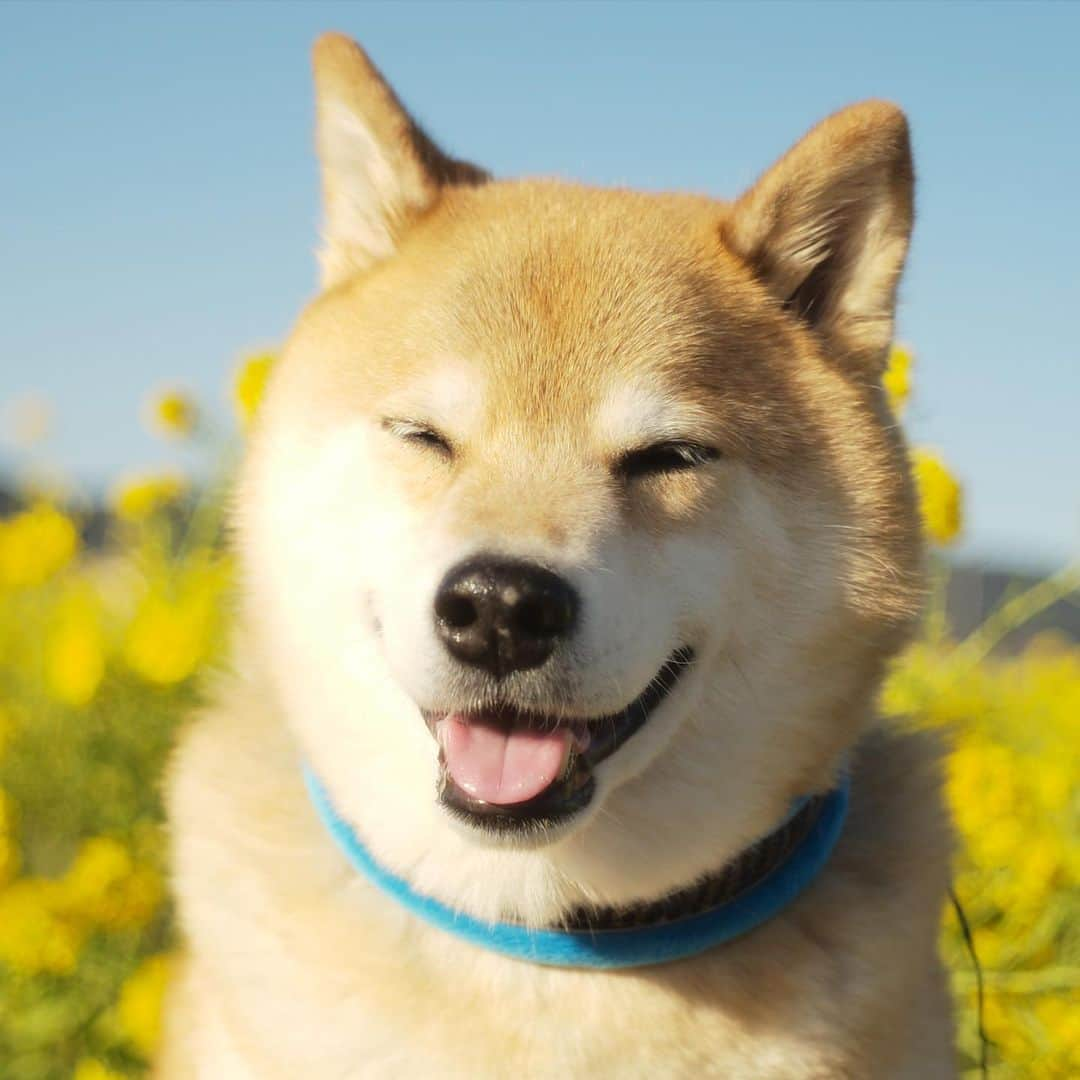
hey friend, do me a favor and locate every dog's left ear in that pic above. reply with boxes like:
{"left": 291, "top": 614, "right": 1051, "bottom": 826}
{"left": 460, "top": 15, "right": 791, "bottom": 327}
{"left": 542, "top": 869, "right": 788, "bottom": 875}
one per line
{"left": 722, "top": 101, "right": 914, "bottom": 375}
{"left": 312, "top": 33, "right": 487, "bottom": 287}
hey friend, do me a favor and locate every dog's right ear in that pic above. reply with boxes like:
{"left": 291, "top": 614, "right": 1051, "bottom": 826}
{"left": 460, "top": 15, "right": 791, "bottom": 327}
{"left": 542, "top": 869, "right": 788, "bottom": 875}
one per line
{"left": 312, "top": 33, "right": 487, "bottom": 288}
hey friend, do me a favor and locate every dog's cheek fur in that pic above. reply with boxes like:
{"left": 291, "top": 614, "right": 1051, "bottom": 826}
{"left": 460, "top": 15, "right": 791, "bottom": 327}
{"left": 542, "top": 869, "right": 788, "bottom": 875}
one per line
{"left": 550, "top": 468, "right": 864, "bottom": 906}
{"left": 239, "top": 411, "right": 440, "bottom": 780}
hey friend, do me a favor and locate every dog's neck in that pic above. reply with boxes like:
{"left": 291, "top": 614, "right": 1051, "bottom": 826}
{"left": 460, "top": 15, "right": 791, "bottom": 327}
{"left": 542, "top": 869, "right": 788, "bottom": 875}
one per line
{"left": 303, "top": 765, "right": 851, "bottom": 970}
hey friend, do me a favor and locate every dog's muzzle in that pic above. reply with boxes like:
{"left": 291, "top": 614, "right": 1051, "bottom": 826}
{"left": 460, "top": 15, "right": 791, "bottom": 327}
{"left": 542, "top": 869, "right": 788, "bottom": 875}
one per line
{"left": 424, "top": 647, "right": 695, "bottom": 834}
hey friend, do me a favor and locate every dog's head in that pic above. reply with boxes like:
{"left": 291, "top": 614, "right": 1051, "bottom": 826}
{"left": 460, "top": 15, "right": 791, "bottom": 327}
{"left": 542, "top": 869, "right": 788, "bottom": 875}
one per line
{"left": 238, "top": 34, "right": 923, "bottom": 924}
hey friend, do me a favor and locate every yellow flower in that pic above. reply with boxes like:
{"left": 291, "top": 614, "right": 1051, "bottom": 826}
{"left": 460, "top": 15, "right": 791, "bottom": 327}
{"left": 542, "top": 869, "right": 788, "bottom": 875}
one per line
{"left": 233, "top": 351, "right": 275, "bottom": 428}
{"left": 883, "top": 343, "right": 913, "bottom": 414}
{"left": 123, "top": 556, "right": 228, "bottom": 686}
{"left": 116, "top": 952, "right": 174, "bottom": 1058}
{"left": 45, "top": 587, "right": 107, "bottom": 707}
{"left": 73, "top": 1060, "right": 129, "bottom": 1080}
{"left": 0, "top": 788, "right": 19, "bottom": 887}
{"left": 0, "top": 878, "right": 85, "bottom": 974}
{"left": 109, "top": 471, "right": 188, "bottom": 524}
{"left": 144, "top": 387, "right": 198, "bottom": 440}
{"left": 59, "top": 836, "right": 162, "bottom": 930}
{"left": 982, "top": 992, "right": 1032, "bottom": 1066}
{"left": 0, "top": 836, "right": 164, "bottom": 976}
{"left": 0, "top": 502, "right": 78, "bottom": 588}
{"left": 123, "top": 593, "right": 210, "bottom": 686}
{"left": 910, "top": 448, "right": 963, "bottom": 545}
{"left": 946, "top": 736, "right": 1019, "bottom": 839}
{"left": 1035, "top": 992, "right": 1080, "bottom": 1060}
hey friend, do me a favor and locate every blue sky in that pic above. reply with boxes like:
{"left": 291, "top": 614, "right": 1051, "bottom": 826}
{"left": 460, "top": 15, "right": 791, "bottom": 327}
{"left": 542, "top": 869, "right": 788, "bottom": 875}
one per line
{"left": 1, "top": 1, "right": 1077, "bottom": 569}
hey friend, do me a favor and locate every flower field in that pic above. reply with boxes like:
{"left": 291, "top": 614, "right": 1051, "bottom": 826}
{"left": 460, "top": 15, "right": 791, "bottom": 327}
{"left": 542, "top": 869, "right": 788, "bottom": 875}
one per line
{"left": 0, "top": 348, "right": 1076, "bottom": 1078}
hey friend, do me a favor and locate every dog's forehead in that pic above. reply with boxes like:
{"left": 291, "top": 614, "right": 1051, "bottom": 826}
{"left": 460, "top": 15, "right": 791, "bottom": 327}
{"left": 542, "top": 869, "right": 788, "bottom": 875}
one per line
{"left": 394, "top": 187, "right": 747, "bottom": 429}
{"left": 380, "top": 359, "right": 487, "bottom": 434}
{"left": 444, "top": 192, "right": 727, "bottom": 355}
{"left": 306, "top": 182, "right": 789, "bottom": 445}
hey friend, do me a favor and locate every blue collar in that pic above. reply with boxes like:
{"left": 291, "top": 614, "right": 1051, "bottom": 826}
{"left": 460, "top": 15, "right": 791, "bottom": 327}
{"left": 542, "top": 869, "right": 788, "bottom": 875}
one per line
{"left": 303, "top": 767, "right": 850, "bottom": 970}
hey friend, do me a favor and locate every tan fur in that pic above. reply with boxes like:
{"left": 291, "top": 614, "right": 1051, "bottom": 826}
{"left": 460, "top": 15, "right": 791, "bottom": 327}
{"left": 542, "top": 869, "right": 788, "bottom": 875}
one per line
{"left": 161, "top": 33, "right": 954, "bottom": 1077}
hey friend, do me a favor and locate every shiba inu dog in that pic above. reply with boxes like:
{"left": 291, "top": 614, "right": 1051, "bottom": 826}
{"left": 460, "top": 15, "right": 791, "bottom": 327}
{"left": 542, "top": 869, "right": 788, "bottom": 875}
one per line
{"left": 160, "top": 32, "right": 955, "bottom": 1078}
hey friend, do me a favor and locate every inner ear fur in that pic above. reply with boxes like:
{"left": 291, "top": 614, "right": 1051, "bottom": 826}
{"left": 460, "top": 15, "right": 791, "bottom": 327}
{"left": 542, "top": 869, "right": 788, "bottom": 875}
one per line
{"left": 721, "top": 101, "right": 914, "bottom": 375}
{"left": 313, "top": 33, "right": 488, "bottom": 287}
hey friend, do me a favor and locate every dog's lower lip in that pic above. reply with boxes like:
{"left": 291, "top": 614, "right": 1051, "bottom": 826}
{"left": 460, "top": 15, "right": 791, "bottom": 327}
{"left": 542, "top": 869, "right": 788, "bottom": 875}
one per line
{"left": 424, "top": 646, "right": 695, "bottom": 830}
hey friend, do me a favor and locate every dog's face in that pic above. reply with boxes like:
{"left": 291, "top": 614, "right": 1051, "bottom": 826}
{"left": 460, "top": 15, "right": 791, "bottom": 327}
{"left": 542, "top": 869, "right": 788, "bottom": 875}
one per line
{"left": 238, "top": 35, "right": 923, "bottom": 923}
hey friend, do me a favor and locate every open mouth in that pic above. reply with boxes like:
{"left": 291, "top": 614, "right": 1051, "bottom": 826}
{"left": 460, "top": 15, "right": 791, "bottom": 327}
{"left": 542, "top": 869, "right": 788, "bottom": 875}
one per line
{"left": 424, "top": 647, "right": 694, "bottom": 834}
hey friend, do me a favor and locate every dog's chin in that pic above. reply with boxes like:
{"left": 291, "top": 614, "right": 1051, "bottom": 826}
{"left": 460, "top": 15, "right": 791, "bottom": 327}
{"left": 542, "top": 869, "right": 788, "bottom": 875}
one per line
{"left": 421, "top": 647, "right": 696, "bottom": 849}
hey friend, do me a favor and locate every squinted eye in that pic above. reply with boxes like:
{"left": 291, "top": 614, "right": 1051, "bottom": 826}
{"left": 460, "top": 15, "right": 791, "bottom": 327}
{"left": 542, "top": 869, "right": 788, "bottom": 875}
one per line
{"left": 382, "top": 418, "right": 453, "bottom": 459}
{"left": 616, "top": 441, "right": 719, "bottom": 480}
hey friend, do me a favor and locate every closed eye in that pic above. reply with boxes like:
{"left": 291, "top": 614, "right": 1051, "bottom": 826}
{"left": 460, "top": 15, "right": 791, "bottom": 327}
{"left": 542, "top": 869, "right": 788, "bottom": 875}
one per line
{"left": 382, "top": 418, "right": 453, "bottom": 459}
{"left": 616, "top": 441, "right": 719, "bottom": 480}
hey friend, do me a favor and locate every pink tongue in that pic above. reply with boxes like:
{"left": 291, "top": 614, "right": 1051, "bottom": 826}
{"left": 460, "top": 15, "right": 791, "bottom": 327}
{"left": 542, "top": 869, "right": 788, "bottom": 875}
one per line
{"left": 439, "top": 714, "right": 571, "bottom": 805}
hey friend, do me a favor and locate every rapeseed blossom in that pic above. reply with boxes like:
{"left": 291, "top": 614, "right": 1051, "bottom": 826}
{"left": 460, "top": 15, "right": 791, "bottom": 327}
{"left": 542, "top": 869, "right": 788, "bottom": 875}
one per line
{"left": 123, "top": 554, "right": 230, "bottom": 686}
{"left": 910, "top": 448, "right": 964, "bottom": 545}
{"left": 116, "top": 953, "right": 174, "bottom": 1057}
{"left": 0, "top": 878, "right": 86, "bottom": 975}
{"left": 886, "top": 638, "right": 1080, "bottom": 1074}
{"left": 45, "top": 585, "right": 107, "bottom": 707}
{"left": 0, "top": 835, "right": 162, "bottom": 982}
{"left": 109, "top": 471, "right": 189, "bottom": 523}
{"left": 60, "top": 836, "right": 163, "bottom": 930}
{"left": 233, "top": 351, "right": 275, "bottom": 428}
{"left": 73, "top": 1060, "right": 129, "bottom": 1080}
{"left": 0, "top": 502, "right": 78, "bottom": 588}
{"left": 882, "top": 345, "right": 965, "bottom": 547}
{"left": 883, "top": 343, "right": 913, "bottom": 415}
{"left": 145, "top": 387, "right": 198, "bottom": 440}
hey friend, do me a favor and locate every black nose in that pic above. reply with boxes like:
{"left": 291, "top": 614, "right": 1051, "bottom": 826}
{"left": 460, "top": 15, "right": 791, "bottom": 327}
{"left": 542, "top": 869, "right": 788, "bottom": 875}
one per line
{"left": 433, "top": 557, "right": 579, "bottom": 677}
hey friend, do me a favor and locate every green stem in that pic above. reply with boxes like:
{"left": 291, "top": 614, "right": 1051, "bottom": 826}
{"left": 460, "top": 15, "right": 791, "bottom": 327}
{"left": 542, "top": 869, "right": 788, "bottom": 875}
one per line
{"left": 953, "top": 563, "right": 1080, "bottom": 666}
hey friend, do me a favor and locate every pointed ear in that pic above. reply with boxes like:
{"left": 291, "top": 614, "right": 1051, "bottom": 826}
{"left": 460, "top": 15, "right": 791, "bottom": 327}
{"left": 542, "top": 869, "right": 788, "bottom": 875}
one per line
{"left": 721, "top": 102, "right": 914, "bottom": 375}
{"left": 312, "top": 33, "right": 487, "bottom": 287}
